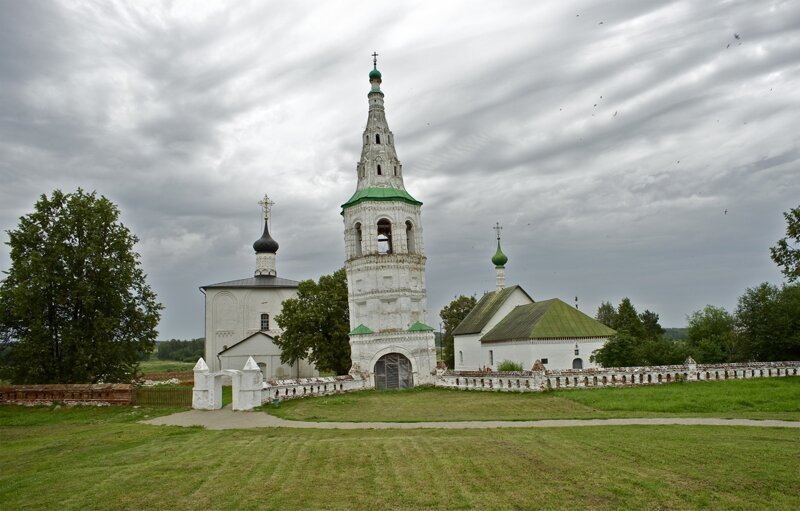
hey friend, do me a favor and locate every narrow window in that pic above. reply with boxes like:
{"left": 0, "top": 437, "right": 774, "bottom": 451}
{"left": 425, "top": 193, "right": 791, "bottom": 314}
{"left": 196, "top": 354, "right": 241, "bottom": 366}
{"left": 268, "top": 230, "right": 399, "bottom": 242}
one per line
{"left": 377, "top": 219, "right": 392, "bottom": 254}
{"left": 377, "top": 164, "right": 382, "bottom": 175}
{"left": 574, "top": 348, "right": 580, "bottom": 356}
{"left": 394, "top": 166, "right": 397, "bottom": 176}
{"left": 405, "top": 221, "right": 415, "bottom": 253}
{"left": 489, "top": 350, "right": 494, "bottom": 365}
{"left": 459, "top": 351, "right": 463, "bottom": 365}
{"left": 260, "top": 313, "right": 269, "bottom": 331}
{"left": 354, "top": 222, "right": 363, "bottom": 257}
{"left": 541, "top": 358, "right": 548, "bottom": 365}
{"left": 375, "top": 133, "right": 381, "bottom": 144}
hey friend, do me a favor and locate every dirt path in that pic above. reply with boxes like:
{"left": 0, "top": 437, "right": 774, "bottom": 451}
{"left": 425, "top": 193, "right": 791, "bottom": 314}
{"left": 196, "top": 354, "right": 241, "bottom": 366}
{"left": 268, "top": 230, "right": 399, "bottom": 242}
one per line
{"left": 142, "top": 407, "right": 800, "bottom": 430}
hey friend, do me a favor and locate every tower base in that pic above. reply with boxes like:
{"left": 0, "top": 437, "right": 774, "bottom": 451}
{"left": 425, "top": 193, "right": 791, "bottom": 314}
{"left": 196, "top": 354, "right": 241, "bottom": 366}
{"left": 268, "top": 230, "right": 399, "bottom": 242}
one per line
{"left": 349, "top": 331, "right": 437, "bottom": 388}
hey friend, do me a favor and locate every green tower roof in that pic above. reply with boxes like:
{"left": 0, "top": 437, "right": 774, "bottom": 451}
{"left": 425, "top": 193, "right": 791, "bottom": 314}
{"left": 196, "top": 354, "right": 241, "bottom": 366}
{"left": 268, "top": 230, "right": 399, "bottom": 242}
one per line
{"left": 349, "top": 324, "right": 374, "bottom": 335}
{"left": 408, "top": 321, "right": 435, "bottom": 332}
{"left": 369, "top": 67, "right": 382, "bottom": 80}
{"left": 492, "top": 241, "right": 508, "bottom": 267}
{"left": 341, "top": 187, "right": 422, "bottom": 212}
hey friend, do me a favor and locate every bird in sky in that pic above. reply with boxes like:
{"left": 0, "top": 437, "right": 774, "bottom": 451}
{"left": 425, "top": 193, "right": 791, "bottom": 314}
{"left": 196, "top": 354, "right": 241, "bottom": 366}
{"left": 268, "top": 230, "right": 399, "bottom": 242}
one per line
{"left": 724, "top": 209, "right": 728, "bottom": 215}
{"left": 734, "top": 33, "right": 741, "bottom": 39}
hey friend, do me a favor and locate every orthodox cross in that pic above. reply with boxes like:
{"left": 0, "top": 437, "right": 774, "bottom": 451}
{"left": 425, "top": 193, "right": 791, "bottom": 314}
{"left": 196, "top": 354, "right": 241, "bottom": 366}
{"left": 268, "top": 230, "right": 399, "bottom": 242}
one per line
{"left": 372, "top": 51, "right": 379, "bottom": 68}
{"left": 493, "top": 222, "right": 503, "bottom": 241}
{"left": 258, "top": 194, "right": 275, "bottom": 227}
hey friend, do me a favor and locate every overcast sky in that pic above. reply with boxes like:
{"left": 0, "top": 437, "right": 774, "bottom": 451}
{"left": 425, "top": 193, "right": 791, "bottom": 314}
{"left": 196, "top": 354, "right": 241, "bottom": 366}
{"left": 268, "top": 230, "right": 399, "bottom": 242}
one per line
{"left": 1, "top": 0, "right": 798, "bottom": 339}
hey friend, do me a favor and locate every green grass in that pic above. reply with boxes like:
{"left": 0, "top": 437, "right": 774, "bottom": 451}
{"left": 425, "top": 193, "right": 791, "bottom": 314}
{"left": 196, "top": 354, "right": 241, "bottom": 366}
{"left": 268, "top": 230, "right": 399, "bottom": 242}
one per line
{"left": 137, "top": 359, "right": 196, "bottom": 375}
{"left": 0, "top": 404, "right": 798, "bottom": 510}
{"left": 268, "top": 376, "right": 800, "bottom": 422}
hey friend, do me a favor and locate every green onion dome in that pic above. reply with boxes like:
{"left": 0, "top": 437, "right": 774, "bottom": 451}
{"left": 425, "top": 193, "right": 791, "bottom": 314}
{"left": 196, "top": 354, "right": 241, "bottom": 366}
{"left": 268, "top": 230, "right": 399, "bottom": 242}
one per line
{"left": 492, "top": 241, "right": 508, "bottom": 267}
{"left": 369, "top": 67, "right": 382, "bottom": 80}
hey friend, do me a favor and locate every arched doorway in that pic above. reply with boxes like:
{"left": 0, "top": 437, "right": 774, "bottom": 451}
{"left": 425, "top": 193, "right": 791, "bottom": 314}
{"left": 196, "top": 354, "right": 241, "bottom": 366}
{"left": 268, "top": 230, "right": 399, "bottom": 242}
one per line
{"left": 572, "top": 358, "right": 583, "bottom": 369}
{"left": 374, "top": 353, "right": 413, "bottom": 390}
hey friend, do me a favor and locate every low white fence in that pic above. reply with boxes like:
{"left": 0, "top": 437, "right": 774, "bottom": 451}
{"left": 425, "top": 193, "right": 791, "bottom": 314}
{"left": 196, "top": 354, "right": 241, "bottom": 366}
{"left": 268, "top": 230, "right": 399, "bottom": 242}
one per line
{"left": 435, "top": 360, "right": 800, "bottom": 393}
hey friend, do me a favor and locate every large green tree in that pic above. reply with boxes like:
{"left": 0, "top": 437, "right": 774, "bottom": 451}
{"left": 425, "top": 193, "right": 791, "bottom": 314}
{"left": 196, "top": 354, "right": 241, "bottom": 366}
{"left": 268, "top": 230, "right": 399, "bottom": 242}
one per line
{"left": 735, "top": 282, "right": 800, "bottom": 361}
{"left": 770, "top": 205, "right": 800, "bottom": 282}
{"left": 440, "top": 294, "right": 477, "bottom": 369}
{"left": 0, "top": 189, "right": 162, "bottom": 383}
{"left": 274, "top": 268, "right": 351, "bottom": 375}
{"left": 686, "top": 305, "right": 738, "bottom": 363}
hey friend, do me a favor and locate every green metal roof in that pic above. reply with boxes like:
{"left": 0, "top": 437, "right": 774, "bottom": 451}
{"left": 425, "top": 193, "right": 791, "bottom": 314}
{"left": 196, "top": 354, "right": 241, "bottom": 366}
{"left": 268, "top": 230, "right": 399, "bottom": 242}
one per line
{"left": 452, "top": 285, "right": 532, "bottom": 335}
{"left": 491, "top": 240, "right": 508, "bottom": 267}
{"left": 408, "top": 321, "right": 434, "bottom": 332}
{"left": 349, "top": 324, "right": 374, "bottom": 335}
{"left": 481, "top": 299, "right": 616, "bottom": 342}
{"left": 369, "top": 68, "right": 382, "bottom": 80}
{"left": 341, "top": 187, "right": 422, "bottom": 211}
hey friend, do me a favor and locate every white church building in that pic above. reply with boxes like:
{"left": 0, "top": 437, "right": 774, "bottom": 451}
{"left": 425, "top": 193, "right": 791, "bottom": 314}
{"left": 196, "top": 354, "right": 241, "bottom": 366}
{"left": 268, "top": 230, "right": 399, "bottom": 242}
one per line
{"left": 453, "top": 228, "right": 616, "bottom": 371}
{"left": 341, "top": 56, "right": 437, "bottom": 389}
{"left": 200, "top": 197, "right": 318, "bottom": 379}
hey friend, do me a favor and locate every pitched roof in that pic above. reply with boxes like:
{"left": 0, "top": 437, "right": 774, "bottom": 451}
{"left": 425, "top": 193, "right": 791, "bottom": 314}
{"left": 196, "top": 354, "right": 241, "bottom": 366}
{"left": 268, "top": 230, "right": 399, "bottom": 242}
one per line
{"left": 452, "top": 285, "right": 532, "bottom": 335}
{"left": 341, "top": 187, "right": 422, "bottom": 211}
{"left": 218, "top": 331, "right": 276, "bottom": 355}
{"left": 481, "top": 298, "right": 616, "bottom": 342}
{"left": 201, "top": 275, "right": 300, "bottom": 289}
{"left": 349, "top": 324, "right": 374, "bottom": 335}
{"left": 408, "top": 321, "right": 434, "bottom": 332}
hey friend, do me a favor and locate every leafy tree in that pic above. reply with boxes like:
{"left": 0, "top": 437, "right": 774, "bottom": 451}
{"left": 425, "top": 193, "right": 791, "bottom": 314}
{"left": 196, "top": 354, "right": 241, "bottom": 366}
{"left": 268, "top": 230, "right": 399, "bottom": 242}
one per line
{"left": 611, "top": 298, "right": 645, "bottom": 338}
{"left": 595, "top": 301, "right": 616, "bottom": 327}
{"left": 639, "top": 310, "right": 664, "bottom": 340}
{"left": 274, "top": 268, "right": 351, "bottom": 375}
{"left": 686, "top": 305, "right": 737, "bottom": 363}
{"left": 0, "top": 189, "right": 162, "bottom": 383}
{"left": 736, "top": 282, "right": 800, "bottom": 361}
{"left": 590, "top": 333, "right": 641, "bottom": 367}
{"left": 770, "top": 205, "right": 800, "bottom": 282}
{"left": 440, "top": 294, "right": 477, "bottom": 368}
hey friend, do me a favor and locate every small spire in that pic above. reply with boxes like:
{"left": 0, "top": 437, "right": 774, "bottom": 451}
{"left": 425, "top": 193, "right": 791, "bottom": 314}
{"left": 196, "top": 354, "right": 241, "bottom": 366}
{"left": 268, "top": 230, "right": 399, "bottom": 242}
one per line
{"left": 491, "top": 222, "right": 508, "bottom": 267}
{"left": 372, "top": 51, "right": 379, "bottom": 69}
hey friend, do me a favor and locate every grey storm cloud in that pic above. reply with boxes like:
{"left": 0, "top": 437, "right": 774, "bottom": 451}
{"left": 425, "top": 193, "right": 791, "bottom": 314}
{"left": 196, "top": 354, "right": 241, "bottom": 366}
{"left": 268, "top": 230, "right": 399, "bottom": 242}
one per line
{"left": 1, "top": 0, "right": 798, "bottom": 339}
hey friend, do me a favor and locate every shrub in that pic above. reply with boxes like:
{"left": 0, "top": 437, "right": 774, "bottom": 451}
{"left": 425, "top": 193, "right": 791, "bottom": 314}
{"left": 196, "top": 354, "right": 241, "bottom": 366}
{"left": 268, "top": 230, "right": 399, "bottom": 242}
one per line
{"left": 497, "top": 360, "right": 523, "bottom": 372}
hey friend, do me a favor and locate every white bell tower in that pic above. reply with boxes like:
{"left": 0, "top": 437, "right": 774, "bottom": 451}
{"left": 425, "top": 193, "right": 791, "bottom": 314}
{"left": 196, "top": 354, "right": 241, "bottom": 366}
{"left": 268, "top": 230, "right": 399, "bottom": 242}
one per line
{"left": 341, "top": 54, "right": 437, "bottom": 388}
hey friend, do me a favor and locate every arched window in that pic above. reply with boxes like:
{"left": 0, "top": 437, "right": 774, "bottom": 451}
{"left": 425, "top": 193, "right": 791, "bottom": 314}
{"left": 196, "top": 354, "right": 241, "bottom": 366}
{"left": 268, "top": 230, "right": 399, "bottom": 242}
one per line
{"left": 375, "top": 133, "right": 381, "bottom": 144}
{"left": 260, "top": 314, "right": 269, "bottom": 331}
{"left": 394, "top": 166, "right": 398, "bottom": 176}
{"left": 377, "top": 219, "right": 392, "bottom": 254}
{"left": 405, "top": 221, "right": 415, "bottom": 253}
{"left": 459, "top": 351, "right": 463, "bottom": 365}
{"left": 354, "top": 223, "right": 363, "bottom": 257}
{"left": 572, "top": 358, "right": 583, "bottom": 369}
{"left": 377, "top": 164, "right": 382, "bottom": 175}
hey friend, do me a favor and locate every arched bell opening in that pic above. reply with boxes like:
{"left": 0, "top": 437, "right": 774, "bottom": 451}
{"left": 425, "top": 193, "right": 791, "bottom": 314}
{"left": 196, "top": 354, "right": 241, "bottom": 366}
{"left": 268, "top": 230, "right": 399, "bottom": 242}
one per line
{"left": 377, "top": 218, "right": 393, "bottom": 254}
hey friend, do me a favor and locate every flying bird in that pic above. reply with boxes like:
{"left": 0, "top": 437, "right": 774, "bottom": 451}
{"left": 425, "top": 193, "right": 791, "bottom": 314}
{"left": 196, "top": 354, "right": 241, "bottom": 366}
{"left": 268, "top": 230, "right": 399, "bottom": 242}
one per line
{"left": 734, "top": 33, "right": 740, "bottom": 39}
{"left": 724, "top": 209, "right": 728, "bottom": 215}
{"left": 613, "top": 111, "right": 617, "bottom": 116}
{"left": 727, "top": 44, "right": 730, "bottom": 48}
{"left": 599, "top": 21, "right": 604, "bottom": 24}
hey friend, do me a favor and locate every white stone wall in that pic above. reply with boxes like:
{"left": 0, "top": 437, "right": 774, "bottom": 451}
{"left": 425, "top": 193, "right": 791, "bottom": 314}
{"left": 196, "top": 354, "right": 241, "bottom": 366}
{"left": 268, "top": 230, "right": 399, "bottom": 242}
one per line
{"left": 349, "top": 331, "right": 437, "bottom": 387}
{"left": 479, "top": 338, "right": 607, "bottom": 371}
{"left": 203, "top": 286, "right": 299, "bottom": 373}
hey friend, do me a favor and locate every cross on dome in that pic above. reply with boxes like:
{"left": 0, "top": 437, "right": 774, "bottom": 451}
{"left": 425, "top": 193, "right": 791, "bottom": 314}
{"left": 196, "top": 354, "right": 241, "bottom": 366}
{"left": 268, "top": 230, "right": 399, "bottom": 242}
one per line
{"left": 372, "top": 51, "right": 379, "bottom": 68}
{"left": 258, "top": 194, "right": 275, "bottom": 222}
{"left": 493, "top": 222, "right": 503, "bottom": 241}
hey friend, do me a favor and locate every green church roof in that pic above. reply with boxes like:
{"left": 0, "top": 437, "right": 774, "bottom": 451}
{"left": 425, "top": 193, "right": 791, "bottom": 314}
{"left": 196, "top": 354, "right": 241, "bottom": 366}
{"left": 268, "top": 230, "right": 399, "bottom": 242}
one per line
{"left": 369, "top": 68, "right": 382, "bottom": 80}
{"left": 408, "top": 321, "right": 434, "bottom": 332}
{"left": 349, "top": 324, "right": 374, "bottom": 335}
{"left": 452, "top": 285, "right": 532, "bottom": 335}
{"left": 341, "top": 187, "right": 422, "bottom": 211}
{"left": 480, "top": 299, "right": 616, "bottom": 342}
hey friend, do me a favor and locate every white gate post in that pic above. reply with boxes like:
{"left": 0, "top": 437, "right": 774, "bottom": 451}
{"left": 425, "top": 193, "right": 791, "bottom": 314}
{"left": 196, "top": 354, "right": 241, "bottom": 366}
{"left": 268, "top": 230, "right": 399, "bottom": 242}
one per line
{"left": 232, "top": 357, "right": 264, "bottom": 411}
{"left": 192, "top": 358, "right": 213, "bottom": 410}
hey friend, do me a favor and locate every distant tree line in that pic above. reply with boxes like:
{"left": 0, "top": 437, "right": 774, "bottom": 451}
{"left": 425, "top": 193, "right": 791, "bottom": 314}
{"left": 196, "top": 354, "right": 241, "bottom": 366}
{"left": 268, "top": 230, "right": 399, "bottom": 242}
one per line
{"left": 156, "top": 338, "right": 205, "bottom": 362}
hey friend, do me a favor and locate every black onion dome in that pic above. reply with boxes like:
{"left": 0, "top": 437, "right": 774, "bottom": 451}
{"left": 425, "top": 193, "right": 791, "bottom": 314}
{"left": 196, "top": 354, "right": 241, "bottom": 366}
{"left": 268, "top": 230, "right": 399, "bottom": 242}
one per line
{"left": 253, "top": 222, "right": 279, "bottom": 253}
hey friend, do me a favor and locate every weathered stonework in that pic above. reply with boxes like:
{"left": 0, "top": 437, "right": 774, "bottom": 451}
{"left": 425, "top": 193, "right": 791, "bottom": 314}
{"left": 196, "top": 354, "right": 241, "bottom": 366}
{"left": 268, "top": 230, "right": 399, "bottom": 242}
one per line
{"left": 341, "top": 62, "right": 437, "bottom": 388}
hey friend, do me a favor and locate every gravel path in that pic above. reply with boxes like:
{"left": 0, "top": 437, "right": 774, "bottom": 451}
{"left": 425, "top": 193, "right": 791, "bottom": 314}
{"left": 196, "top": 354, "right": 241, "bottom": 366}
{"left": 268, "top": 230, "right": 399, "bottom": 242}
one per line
{"left": 142, "top": 407, "right": 800, "bottom": 430}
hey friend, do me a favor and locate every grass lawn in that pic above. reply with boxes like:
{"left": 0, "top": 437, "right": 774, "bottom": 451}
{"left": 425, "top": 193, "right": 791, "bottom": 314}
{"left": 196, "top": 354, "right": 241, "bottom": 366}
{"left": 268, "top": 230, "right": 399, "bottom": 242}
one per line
{"left": 138, "top": 359, "right": 196, "bottom": 375}
{"left": 0, "top": 404, "right": 798, "bottom": 510}
{"left": 267, "top": 376, "right": 800, "bottom": 422}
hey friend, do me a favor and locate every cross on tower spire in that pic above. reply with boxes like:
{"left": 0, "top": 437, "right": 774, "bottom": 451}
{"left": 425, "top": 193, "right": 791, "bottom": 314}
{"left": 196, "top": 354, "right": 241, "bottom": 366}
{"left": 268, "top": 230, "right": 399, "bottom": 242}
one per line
{"left": 493, "top": 222, "right": 503, "bottom": 241}
{"left": 372, "top": 51, "right": 379, "bottom": 68}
